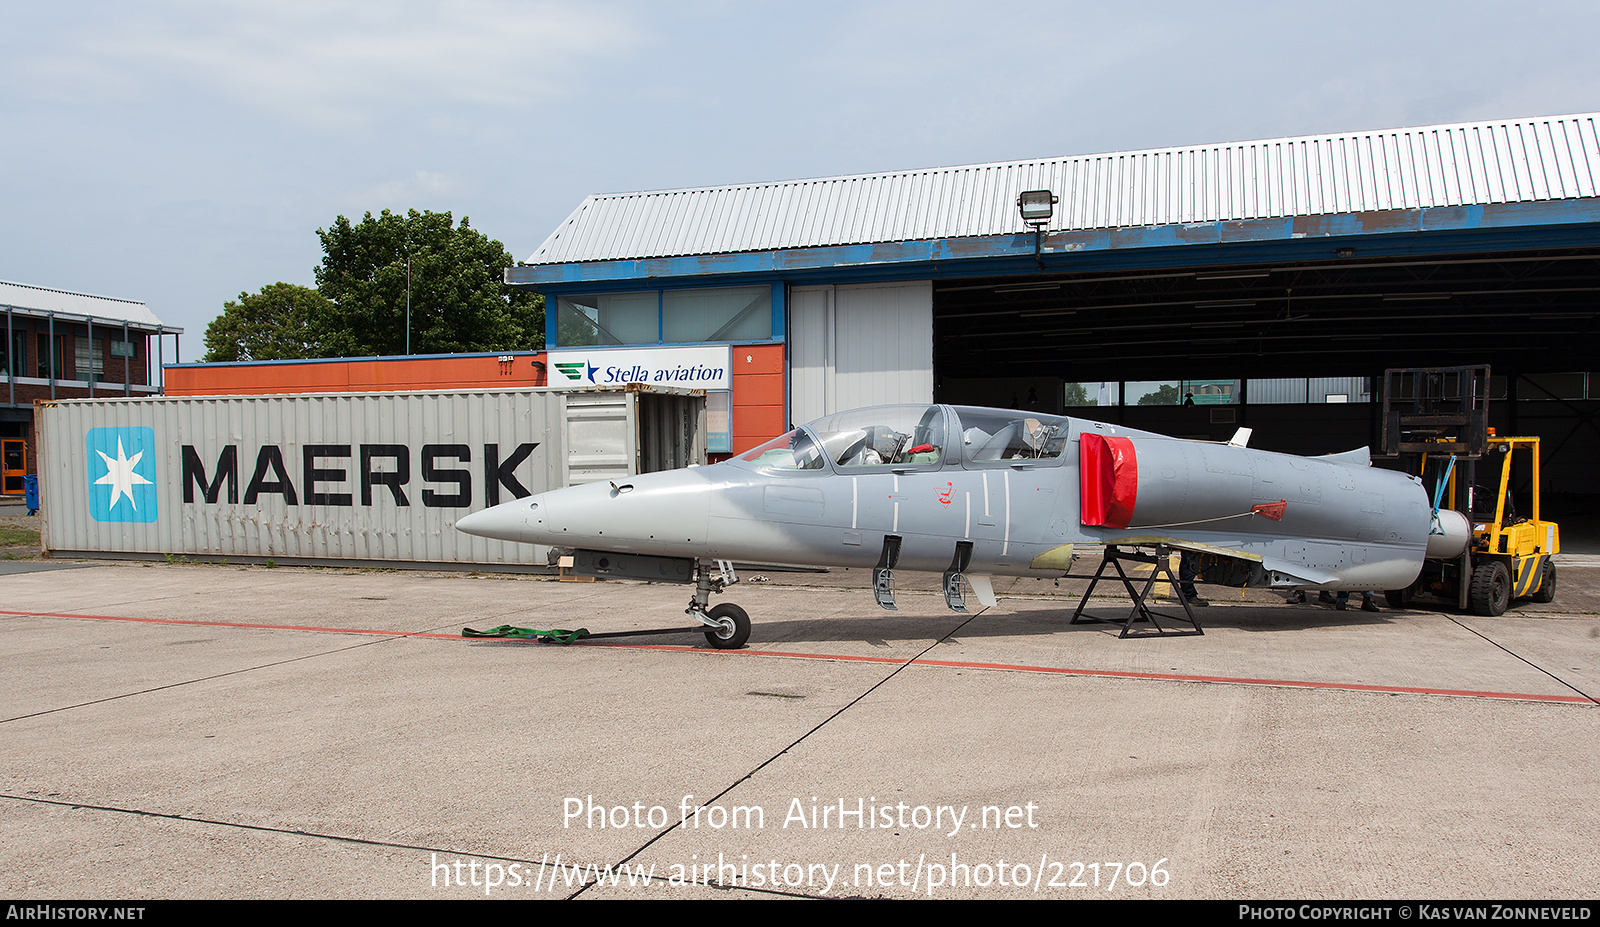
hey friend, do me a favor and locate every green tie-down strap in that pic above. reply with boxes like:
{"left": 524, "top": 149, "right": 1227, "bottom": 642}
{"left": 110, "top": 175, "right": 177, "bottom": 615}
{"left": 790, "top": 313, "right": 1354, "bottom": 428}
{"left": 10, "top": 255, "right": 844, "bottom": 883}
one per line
{"left": 462, "top": 625, "right": 589, "bottom": 645}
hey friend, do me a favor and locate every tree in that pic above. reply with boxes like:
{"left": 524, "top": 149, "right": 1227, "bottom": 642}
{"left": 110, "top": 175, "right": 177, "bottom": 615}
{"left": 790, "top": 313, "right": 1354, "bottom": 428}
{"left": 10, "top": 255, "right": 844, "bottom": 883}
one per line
{"left": 1136, "top": 383, "right": 1183, "bottom": 406}
{"left": 203, "top": 283, "right": 335, "bottom": 362}
{"left": 313, "top": 209, "right": 543, "bottom": 357}
{"left": 205, "top": 210, "right": 544, "bottom": 363}
{"left": 1063, "top": 381, "right": 1090, "bottom": 406}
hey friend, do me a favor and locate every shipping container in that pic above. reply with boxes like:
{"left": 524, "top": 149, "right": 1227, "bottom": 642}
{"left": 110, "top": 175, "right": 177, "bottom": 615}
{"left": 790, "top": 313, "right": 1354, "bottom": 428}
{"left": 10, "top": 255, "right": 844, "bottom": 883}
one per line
{"left": 35, "top": 386, "right": 705, "bottom": 567}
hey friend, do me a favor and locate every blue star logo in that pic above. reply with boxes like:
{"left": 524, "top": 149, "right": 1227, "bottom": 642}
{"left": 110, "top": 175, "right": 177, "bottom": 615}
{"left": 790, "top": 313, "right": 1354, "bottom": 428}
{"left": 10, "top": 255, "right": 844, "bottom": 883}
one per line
{"left": 585, "top": 360, "right": 598, "bottom": 382}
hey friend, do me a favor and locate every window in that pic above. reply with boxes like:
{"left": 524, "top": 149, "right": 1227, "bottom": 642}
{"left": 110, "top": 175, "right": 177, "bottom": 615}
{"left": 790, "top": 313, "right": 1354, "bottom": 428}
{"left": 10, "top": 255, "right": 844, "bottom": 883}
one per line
{"left": 662, "top": 287, "right": 771, "bottom": 342}
{"left": 37, "top": 334, "right": 64, "bottom": 379}
{"left": 1063, "top": 381, "right": 1119, "bottom": 406}
{"left": 557, "top": 293, "right": 660, "bottom": 346}
{"left": 1126, "top": 379, "right": 1238, "bottom": 406}
{"left": 76, "top": 336, "right": 106, "bottom": 383}
{"left": 1247, "top": 377, "right": 1372, "bottom": 404}
{"left": 1519, "top": 373, "right": 1586, "bottom": 401}
{"left": 705, "top": 391, "right": 731, "bottom": 453}
{"left": 556, "top": 285, "right": 776, "bottom": 347}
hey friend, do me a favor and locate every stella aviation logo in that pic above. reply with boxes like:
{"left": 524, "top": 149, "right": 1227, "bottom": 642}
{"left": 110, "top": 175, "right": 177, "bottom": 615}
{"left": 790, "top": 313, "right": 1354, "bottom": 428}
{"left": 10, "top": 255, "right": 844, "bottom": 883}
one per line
{"left": 87, "top": 427, "right": 158, "bottom": 523}
{"left": 553, "top": 360, "right": 596, "bottom": 383}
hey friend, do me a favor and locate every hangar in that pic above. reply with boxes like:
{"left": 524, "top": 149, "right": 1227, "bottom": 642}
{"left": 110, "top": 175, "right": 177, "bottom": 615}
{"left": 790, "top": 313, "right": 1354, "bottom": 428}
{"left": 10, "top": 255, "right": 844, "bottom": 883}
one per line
{"left": 509, "top": 113, "right": 1600, "bottom": 506}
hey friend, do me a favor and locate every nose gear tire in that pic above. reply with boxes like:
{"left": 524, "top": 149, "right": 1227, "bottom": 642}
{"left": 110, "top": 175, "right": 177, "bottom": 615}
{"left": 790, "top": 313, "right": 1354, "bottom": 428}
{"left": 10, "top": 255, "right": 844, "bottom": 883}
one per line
{"left": 705, "top": 603, "right": 750, "bottom": 649}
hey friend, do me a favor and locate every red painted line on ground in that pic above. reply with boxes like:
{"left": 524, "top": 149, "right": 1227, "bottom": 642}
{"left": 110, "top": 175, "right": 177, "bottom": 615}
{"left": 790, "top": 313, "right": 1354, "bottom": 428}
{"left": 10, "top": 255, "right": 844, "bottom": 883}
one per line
{"left": 5, "top": 608, "right": 1593, "bottom": 705}
{"left": 904, "top": 657, "right": 1597, "bottom": 703}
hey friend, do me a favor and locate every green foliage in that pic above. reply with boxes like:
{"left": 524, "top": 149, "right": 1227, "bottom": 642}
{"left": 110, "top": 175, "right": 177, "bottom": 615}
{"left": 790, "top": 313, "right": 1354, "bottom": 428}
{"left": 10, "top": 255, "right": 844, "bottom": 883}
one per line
{"left": 1136, "top": 383, "right": 1183, "bottom": 406}
{"left": 1062, "top": 381, "right": 1090, "bottom": 406}
{"left": 313, "top": 209, "right": 543, "bottom": 357}
{"left": 205, "top": 209, "right": 544, "bottom": 362}
{"left": 203, "top": 283, "right": 334, "bottom": 362}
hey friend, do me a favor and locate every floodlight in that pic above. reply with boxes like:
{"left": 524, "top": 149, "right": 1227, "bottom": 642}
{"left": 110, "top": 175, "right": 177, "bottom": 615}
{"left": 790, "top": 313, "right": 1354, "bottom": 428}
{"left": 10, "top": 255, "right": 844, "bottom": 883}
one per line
{"left": 1017, "top": 190, "right": 1057, "bottom": 225}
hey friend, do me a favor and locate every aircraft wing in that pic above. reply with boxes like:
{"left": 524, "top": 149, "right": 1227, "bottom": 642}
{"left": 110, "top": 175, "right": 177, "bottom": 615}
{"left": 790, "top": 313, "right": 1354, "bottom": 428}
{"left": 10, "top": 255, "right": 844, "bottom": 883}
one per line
{"left": 1104, "top": 535, "right": 1341, "bottom": 587}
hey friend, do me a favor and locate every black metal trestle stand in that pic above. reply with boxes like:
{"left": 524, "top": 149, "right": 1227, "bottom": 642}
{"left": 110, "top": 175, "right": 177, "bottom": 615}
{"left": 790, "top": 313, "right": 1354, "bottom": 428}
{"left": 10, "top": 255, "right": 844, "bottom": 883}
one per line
{"left": 1069, "top": 545, "right": 1204, "bottom": 638}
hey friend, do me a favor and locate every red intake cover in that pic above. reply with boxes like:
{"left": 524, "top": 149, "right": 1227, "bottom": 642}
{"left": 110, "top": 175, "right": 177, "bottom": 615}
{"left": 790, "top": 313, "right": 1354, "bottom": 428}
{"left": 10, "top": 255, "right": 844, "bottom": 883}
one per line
{"left": 1080, "top": 433, "right": 1137, "bottom": 528}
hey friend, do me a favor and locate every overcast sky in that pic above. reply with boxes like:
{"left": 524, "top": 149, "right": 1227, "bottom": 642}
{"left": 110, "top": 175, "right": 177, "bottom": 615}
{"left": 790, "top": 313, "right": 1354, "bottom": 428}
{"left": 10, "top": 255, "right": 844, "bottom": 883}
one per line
{"left": 4, "top": 0, "right": 1598, "bottom": 351}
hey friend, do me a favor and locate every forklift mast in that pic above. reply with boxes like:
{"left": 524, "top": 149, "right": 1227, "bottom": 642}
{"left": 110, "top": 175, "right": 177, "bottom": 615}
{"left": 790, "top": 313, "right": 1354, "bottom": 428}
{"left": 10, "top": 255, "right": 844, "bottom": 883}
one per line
{"left": 1379, "top": 365, "right": 1558, "bottom": 615}
{"left": 1378, "top": 365, "right": 1491, "bottom": 515}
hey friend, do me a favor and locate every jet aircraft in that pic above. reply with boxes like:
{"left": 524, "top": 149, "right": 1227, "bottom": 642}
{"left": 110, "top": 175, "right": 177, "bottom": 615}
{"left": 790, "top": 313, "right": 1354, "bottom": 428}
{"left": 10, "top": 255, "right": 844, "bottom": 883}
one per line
{"left": 455, "top": 403, "right": 1465, "bottom": 647}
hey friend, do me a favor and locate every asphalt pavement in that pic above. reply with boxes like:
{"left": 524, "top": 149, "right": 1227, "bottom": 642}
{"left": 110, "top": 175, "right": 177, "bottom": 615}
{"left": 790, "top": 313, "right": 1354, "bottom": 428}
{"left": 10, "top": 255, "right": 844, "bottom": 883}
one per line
{"left": 2, "top": 550, "right": 1596, "bottom": 899}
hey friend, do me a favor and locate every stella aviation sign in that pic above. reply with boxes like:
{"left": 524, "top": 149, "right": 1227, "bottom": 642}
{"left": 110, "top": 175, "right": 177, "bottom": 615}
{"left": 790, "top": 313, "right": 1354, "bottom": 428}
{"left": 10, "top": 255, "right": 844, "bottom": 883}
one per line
{"left": 547, "top": 345, "right": 731, "bottom": 391}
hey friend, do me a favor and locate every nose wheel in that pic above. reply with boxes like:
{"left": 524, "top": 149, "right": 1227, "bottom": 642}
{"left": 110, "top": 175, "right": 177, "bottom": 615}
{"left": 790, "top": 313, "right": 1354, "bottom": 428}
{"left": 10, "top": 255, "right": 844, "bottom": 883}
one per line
{"left": 703, "top": 603, "right": 751, "bottom": 649}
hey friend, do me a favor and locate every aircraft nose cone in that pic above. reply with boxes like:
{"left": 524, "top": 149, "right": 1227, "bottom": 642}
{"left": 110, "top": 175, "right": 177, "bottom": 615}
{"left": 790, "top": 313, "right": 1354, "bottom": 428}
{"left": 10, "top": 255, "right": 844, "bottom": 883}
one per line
{"left": 454, "top": 501, "right": 529, "bottom": 542}
{"left": 453, "top": 468, "right": 717, "bottom": 553}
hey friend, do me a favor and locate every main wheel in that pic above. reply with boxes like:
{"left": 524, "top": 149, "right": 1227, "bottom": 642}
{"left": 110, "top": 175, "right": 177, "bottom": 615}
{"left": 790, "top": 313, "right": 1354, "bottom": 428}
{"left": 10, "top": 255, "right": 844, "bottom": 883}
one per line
{"left": 704, "top": 603, "right": 751, "bottom": 650}
{"left": 1384, "top": 588, "right": 1407, "bottom": 609}
{"left": 1530, "top": 561, "right": 1556, "bottom": 604}
{"left": 1468, "top": 560, "right": 1511, "bottom": 616}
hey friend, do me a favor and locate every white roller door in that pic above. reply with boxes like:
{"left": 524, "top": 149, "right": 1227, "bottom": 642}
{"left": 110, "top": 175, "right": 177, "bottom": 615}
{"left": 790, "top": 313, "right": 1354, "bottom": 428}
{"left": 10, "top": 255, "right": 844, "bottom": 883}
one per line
{"left": 788, "top": 281, "right": 933, "bottom": 425}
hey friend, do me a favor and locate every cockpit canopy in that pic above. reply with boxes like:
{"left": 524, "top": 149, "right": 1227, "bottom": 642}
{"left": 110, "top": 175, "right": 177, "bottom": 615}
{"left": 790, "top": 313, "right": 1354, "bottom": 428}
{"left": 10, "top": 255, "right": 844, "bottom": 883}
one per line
{"left": 733, "top": 404, "right": 1071, "bottom": 473}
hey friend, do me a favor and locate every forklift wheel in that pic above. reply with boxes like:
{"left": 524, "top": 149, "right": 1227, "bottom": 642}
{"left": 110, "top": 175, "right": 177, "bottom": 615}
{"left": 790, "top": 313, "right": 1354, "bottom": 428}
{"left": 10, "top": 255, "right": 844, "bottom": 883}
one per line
{"left": 1468, "top": 561, "right": 1511, "bottom": 616}
{"left": 1530, "top": 561, "right": 1556, "bottom": 604}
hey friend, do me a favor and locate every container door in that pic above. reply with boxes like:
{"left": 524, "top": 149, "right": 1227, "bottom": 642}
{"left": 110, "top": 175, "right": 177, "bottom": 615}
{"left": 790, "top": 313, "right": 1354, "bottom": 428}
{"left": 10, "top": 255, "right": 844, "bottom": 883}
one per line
{"left": 564, "top": 392, "right": 638, "bottom": 486}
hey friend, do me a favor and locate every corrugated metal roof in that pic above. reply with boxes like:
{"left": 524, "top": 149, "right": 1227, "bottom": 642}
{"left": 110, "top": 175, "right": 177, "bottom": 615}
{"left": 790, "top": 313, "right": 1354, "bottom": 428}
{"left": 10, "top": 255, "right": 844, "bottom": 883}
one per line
{"left": 528, "top": 113, "right": 1600, "bottom": 266}
{"left": 0, "top": 280, "right": 167, "bottom": 328}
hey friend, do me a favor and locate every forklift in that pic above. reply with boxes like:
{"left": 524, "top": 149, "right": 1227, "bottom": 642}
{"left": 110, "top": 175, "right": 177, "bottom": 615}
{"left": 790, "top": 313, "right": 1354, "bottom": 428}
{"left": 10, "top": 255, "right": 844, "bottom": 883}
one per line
{"left": 1379, "top": 366, "right": 1559, "bottom": 616}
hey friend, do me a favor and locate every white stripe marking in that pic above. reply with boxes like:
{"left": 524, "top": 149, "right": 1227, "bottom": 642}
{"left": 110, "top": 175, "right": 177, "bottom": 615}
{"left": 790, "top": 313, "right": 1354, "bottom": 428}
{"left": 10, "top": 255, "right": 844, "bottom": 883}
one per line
{"left": 1003, "top": 470, "right": 1011, "bottom": 555}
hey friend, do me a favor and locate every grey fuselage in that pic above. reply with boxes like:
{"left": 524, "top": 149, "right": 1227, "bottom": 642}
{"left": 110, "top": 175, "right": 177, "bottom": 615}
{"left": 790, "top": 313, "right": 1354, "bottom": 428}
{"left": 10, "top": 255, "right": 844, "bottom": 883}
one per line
{"left": 455, "top": 404, "right": 1435, "bottom": 591}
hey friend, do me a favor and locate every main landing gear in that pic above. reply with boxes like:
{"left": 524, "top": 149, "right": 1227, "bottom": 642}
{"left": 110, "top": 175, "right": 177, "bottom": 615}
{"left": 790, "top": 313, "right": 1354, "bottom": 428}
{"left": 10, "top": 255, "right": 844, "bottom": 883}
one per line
{"left": 689, "top": 559, "right": 751, "bottom": 649}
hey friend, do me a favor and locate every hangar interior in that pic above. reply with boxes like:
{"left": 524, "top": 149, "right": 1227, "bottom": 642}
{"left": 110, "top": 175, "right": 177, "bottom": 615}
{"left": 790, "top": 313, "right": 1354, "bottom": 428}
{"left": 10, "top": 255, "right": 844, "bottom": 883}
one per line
{"left": 512, "top": 113, "right": 1600, "bottom": 527}
{"left": 932, "top": 246, "right": 1599, "bottom": 451}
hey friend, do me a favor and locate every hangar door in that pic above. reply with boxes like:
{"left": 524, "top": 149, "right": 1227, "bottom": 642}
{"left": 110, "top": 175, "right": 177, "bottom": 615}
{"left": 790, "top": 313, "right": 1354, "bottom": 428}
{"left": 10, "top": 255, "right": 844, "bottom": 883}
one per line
{"left": 788, "top": 281, "right": 933, "bottom": 426}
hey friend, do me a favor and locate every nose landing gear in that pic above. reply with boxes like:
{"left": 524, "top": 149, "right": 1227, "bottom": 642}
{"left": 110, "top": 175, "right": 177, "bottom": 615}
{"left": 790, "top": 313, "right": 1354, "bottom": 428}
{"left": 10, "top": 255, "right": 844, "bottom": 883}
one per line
{"left": 688, "top": 559, "right": 751, "bottom": 649}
